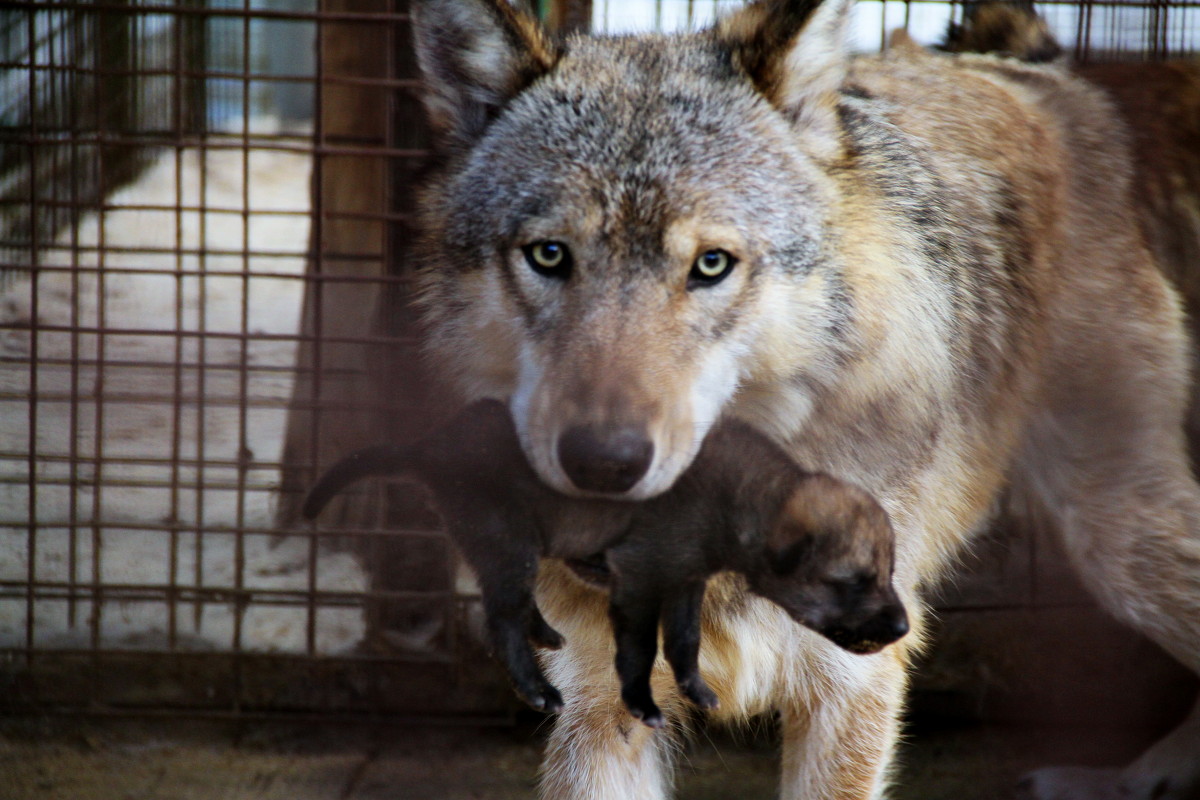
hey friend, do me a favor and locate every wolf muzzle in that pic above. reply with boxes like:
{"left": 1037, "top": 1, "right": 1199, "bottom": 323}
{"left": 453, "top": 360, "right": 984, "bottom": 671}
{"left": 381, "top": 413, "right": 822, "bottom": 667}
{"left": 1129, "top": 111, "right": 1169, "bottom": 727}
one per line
{"left": 557, "top": 423, "right": 655, "bottom": 494}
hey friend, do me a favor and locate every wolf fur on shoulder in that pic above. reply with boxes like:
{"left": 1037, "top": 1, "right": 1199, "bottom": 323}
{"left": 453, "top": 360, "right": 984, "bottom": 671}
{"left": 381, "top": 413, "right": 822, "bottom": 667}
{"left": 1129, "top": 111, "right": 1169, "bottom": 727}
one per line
{"left": 409, "top": 0, "right": 1200, "bottom": 797}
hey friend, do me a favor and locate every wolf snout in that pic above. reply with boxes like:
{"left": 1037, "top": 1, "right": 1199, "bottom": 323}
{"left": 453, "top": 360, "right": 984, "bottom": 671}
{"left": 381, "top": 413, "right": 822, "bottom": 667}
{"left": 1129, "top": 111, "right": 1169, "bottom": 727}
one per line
{"left": 557, "top": 424, "right": 655, "bottom": 494}
{"left": 823, "top": 604, "right": 909, "bottom": 655}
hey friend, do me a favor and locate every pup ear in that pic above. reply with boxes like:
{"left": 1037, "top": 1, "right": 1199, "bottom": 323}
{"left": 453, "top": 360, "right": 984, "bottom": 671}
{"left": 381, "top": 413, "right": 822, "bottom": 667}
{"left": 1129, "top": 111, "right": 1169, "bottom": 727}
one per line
{"left": 716, "top": 0, "right": 854, "bottom": 152}
{"left": 411, "top": 0, "right": 559, "bottom": 145}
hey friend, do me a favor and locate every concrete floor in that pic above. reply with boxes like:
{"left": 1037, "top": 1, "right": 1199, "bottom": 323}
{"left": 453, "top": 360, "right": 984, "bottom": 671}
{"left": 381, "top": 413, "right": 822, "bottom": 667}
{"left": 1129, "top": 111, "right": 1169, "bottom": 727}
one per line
{"left": 0, "top": 712, "right": 1163, "bottom": 800}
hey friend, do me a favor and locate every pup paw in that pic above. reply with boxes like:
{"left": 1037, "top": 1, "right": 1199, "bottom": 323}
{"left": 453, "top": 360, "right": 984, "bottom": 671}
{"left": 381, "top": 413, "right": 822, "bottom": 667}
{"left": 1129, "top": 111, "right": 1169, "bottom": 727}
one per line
{"left": 676, "top": 674, "right": 719, "bottom": 711}
{"left": 517, "top": 678, "right": 564, "bottom": 715}
{"left": 621, "top": 687, "right": 665, "bottom": 729}
{"left": 527, "top": 611, "right": 564, "bottom": 650}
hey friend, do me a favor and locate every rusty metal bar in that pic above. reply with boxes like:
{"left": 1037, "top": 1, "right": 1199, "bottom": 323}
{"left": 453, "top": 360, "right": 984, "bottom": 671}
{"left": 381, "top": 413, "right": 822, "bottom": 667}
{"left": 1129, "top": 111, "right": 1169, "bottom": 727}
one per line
{"left": 306, "top": 0, "right": 328, "bottom": 660}
{"left": 66, "top": 7, "right": 85, "bottom": 631}
{"left": 25, "top": 5, "right": 41, "bottom": 659}
{"left": 3, "top": 1, "right": 413, "bottom": 24}
{"left": 2, "top": 62, "right": 423, "bottom": 91}
{"left": 548, "top": 0, "right": 593, "bottom": 33}
{"left": 0, "top": 521, "right": 452, "bottom": 542}
{"left": 4, "top": 134, "right": 428, "bottom": 160}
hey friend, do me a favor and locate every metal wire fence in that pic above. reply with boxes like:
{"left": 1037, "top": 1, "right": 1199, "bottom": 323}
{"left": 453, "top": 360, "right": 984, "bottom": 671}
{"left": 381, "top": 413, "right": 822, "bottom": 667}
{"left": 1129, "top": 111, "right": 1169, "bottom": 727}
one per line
{"left": 1, "top": 0, "right": 1196, "bottom": 721}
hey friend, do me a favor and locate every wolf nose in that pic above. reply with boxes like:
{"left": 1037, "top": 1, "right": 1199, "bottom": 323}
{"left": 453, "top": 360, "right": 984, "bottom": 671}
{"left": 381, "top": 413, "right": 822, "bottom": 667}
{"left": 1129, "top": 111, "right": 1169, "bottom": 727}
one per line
{"left": 557, "top": 424, "right": 654, "bottom": 494}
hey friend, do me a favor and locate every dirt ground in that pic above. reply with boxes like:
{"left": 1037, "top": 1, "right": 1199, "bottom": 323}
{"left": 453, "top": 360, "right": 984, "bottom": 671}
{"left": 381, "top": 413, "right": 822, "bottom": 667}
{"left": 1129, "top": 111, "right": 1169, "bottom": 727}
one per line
{"left": 0, "top": 711, "right": 1170, "bottom": 800}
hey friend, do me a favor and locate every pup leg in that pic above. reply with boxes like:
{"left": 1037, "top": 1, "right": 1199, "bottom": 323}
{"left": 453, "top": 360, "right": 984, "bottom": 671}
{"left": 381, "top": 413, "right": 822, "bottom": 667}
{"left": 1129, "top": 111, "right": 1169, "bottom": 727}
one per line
{"left": 527, "top": 603, "right": 565, "bottom": 650}
{"left": 778, "top": 644, "right": 909, "bottom": 800}
{"left": 467, "top": 523, "right": 564, "bottom": 713}
{"left": 660, "top": 581, "right": 719, "bottom": 711}
{"left": 478, "top": 576, "right": 565, "bottom": 713}
{"left": 609, "top": 584, "right": 668, "bottom": 728}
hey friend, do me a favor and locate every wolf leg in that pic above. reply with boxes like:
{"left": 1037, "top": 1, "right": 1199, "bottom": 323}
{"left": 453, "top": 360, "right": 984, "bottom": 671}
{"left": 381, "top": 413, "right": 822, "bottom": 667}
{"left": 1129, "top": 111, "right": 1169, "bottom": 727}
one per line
{"left": 1018, "top": 407, "right": 1200, "bottom": 800}
{"left": 538, "top": 690, "right": 678, "bottom": 800}
{"left": 538, "top": 631, "right": 678, "bottom": 798}
{"left": 778, "top": 645, "right": 908, "bottom": 800}
{"left": 536, "top": 562, "right": 682, "bottom": 800}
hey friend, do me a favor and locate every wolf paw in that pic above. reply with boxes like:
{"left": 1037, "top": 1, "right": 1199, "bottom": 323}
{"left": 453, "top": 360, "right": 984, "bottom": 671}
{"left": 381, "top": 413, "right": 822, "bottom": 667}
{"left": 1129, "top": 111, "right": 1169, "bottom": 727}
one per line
{"left": 1016, "top": 767, "right": 1172, "bottom": 800}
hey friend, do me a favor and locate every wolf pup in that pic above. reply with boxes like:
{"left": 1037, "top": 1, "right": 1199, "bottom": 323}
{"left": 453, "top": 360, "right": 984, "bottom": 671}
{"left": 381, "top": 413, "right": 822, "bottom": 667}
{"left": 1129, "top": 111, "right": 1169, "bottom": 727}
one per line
{"left": 304, "top": 399, "right": 907, "bottom": 728}
{"left": 408, "top": 0, "right": 1200, "bottom": 797}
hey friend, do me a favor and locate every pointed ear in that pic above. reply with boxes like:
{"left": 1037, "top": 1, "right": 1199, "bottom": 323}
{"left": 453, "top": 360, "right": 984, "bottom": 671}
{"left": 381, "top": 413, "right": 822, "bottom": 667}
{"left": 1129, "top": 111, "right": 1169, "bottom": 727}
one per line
{"left": 716, "top": 0, "right": 854, "bottom": 149}
{"left": 411, "top": 0, "right": 559, "bottom": 145}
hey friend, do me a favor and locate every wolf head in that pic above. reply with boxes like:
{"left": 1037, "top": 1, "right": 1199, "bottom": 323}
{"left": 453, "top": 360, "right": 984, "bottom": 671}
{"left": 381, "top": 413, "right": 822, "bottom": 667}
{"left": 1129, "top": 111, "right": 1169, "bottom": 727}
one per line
{"left": 412, "top": 0, "right": 857, "bottom": 498}
{"left": 940, "top": 1, "right": 1063, "bottom": 63}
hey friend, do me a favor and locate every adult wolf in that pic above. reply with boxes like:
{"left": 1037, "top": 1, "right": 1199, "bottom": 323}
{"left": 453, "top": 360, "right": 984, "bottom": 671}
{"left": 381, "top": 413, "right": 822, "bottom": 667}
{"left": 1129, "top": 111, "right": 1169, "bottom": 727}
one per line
{"left": 410, "top": 0, "right": 1200, "bottom": 797}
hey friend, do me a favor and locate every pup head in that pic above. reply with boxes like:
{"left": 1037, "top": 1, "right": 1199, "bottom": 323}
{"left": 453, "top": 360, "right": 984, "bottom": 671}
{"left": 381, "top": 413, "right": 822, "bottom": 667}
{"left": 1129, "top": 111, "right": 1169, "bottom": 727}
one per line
{"left": 749, "top": 474, "right": 908, "bottom": 654}
{"left": 411, "top": 0, "right": 860, "bottom": 499}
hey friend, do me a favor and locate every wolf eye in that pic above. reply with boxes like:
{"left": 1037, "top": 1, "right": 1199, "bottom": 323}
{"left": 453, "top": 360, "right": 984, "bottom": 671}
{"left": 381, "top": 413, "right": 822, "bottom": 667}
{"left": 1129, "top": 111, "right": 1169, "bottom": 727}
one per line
{"left": 689, "top": 249, "right": 736, "bottom": 287}
{"left": 522, "top": 241, "right": 572, "bottom": 278}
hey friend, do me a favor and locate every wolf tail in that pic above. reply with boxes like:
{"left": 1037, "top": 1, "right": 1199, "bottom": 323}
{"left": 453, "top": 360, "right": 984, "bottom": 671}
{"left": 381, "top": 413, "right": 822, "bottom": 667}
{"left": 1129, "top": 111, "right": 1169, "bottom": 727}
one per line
{"left": 302, "top": 444, "right": 419, "bottom": 520}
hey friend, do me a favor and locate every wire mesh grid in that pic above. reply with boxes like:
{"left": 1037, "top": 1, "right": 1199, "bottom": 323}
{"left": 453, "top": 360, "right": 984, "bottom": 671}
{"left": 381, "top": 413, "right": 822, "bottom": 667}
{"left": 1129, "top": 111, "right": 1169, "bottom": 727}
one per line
{"left": 0, "top": 0, "right": 511, "bottom": 721}
{"left": 1, "top": 0, "right": 1197, "bottom": 719}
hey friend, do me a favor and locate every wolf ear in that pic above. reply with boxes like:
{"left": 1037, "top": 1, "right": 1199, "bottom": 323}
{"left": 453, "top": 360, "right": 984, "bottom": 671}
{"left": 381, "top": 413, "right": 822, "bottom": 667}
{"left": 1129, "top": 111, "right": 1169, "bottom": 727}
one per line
{"left": 716, "top": 0, "right": 854, "bottom": 151}
{"left": 411, "top": 0, "right": 559, "bottom": 145}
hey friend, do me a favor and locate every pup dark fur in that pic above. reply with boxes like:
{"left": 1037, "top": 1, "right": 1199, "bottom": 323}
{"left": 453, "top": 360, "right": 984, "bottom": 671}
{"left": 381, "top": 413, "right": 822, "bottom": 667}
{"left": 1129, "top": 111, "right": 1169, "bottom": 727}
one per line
{"left": 304, "top": 400, "right": 907, "bottom": 727}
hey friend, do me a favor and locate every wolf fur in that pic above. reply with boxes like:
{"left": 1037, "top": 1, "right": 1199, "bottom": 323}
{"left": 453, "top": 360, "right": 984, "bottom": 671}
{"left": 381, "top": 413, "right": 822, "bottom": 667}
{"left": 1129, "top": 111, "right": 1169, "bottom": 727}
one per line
{"left": 935, "top": 13, "right": 1200, "bottom": 796}
{"left": 304, "top": 399, "right": 907, "bottom": 728}
{"left": 941, "top": 1, "right": 1200, "bottom": 470}
{"left": 409, "top": 0, "right": 1200, "bottom": 797}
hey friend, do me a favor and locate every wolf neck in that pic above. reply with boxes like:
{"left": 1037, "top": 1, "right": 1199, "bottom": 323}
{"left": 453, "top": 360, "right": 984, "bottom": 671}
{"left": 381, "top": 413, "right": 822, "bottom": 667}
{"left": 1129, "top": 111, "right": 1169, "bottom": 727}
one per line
{"left": 729, "top": 89, "right": 1028, "bottom": 500}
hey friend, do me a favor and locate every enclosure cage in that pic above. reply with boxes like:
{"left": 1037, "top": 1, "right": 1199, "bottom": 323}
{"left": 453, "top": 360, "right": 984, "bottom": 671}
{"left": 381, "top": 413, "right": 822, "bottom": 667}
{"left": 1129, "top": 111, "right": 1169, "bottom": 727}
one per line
{"left": 2, "top": 0, "right": 1198, "bottom": 725}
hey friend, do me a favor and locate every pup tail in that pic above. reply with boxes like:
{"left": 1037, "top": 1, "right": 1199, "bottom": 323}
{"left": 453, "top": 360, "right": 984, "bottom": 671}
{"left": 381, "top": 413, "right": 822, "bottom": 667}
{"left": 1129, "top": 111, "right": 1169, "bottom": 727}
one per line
{"left": 302, "top": 444, "right": 418, "bottom": 520}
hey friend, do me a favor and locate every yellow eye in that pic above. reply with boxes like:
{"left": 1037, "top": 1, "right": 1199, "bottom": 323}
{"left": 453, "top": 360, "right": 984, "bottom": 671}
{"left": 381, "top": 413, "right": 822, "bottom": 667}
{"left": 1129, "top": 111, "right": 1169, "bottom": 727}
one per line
{"left": 690, "top": 249, "right": 736, "bottom": 286}
{"left": 523, "top": 241, "right": 572, "bottom": 277}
